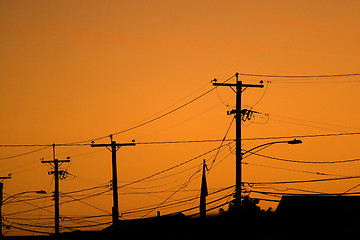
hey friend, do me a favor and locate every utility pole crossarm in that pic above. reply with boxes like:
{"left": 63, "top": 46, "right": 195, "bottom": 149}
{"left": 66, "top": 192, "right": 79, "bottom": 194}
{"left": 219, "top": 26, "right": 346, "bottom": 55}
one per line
{"left": 213, "top": 83, "right": 264, "bottom": 88}
{"left": 41, "top": 160, "right": 70, "bottom": 163}
{"left": 0, "top": 177, "right": 11, "bottom": 180}
{"left": 91, "top": 142, "right": 136, "bottom": 147}
{"left": 241, "top": 83, "right": 264, "bottom": 88}
{"left": 212, "top": 82, "right": 237, "bottom": 87}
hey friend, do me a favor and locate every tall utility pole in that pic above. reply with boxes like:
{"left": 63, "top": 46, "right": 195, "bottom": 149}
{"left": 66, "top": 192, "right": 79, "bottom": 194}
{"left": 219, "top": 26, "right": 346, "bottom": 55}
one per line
{"left": 200, "top": 159, "right": 208, "bottom": 219}
{"left": 91, "top": 138, "right": 135, "bottom": 226}
{"left": 41, "top": 144, "right": 70, "bottom": 235}
{"left": 0, "top": 175, "right": 11, "bottom": 238}
{"left": 213, "top": 73, "right": 263, "bottom": 206}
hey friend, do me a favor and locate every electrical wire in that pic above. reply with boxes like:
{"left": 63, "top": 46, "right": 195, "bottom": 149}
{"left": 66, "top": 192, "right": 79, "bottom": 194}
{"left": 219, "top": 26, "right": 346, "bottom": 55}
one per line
{"left": 135, "top": 139, "right": 235, "bottom": 145}
{"left": 187, "top": 190, "right": 235, "bottom": 217}
{"left": 242, "top": 132, "right": 360, "bottom": 141}
{"left": 208, "top": 116, "right": 235, "bottom": 170}
{"left": 251, "top": 80, "right": 269, "bottom": 108}
{"left": 117, "top": 144, "right": 231, "bottom": 189}
{"left": 239, "top": 73, "right": 360, "bottom": 78}
{"left": 268, "top": 118, "right": 346, "bottom": 132}
{"left": 245, "top": 175, "right": 360, "bottom": 185}
{"left": 242, "top": 161, "right": 337, "bottom": 176}
{"left": 0, "top": 146, "right": 51, "bottom": 160}
{"left": 249, "top": 189, "right": 360, "bottom": 196}
{"left": 177, "top": 192, "right": 234, "bottom": 217}
{"left": 342, "top": 182, "right": 360, "bottom": 194}
{"left": 4, "top": 221, "right": 54, "bottom": 229}
{"left": 1, "top": 132, "right": 359, "bottom": 148}
{"left": 249, "top": 151, "right": 360, "bottom": 164}
{"left": 135, "top": 99, "right": 232, "bottom": 140}
{"left": 270, "top": 114, "right": 360, "bottom": 132}
{"left": 2, "top": 144, "right": 230, "bottom": 219}
{"left": 3, "top": 222, "right": 50, "bottom": 235}
{"left": 3, "top": 194, "right": 52, "bottom": 205}
{"left": 61, "top": 193, "right": 111, "bottom": 214}
{"left": 2, "top": 193, "right": 54, "bottom": 215}
{"left": 61, "top": 144, "right": 232, "bottom": 211}
{"left": 60, "top": 221, "right": 112, "bottom": 229}
{"left": 2, "top": 188, "right": 111, "bottom": 217}
{"left": 63, "top": 74, "right": 237, "bottom": 145}
{"left": 140, "top": 168, "right": 202, "bottom": 218}
{"left": 271, "top": 79, "right": 360, "bottom": 84}
{"left": 0, "top": 75, "right": 237, "bottom": 149}
{"left": 122, "top": 185, "right": 235, "bottom": 217}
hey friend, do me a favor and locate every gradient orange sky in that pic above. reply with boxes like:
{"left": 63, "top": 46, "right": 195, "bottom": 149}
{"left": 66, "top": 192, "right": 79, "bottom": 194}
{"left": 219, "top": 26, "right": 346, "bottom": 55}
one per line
{"left": 1, "top": 0, "right": 360, "bottom": 235}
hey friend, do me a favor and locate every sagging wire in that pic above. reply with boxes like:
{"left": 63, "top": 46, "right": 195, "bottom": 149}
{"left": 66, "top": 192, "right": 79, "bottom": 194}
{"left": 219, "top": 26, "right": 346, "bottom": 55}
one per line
{"left": 208, "top": 116, "right": 235, "bottom": 171}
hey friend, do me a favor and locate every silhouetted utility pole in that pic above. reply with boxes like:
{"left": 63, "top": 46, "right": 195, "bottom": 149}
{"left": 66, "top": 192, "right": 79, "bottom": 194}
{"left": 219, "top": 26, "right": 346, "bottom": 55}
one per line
{"left": 0, "top": 175, "right": 11, "bottom": 238}
{"left": 41, "top": 144, "right": 70, "bottom": 235}
{"left": 213, "top": 73, "right": 263, "bottom": 206}
{"left": 91, "top": 138, "right": 135, "bottom": 226}
{"left": 200, "top": 159, "right": 208, "bottom": 219}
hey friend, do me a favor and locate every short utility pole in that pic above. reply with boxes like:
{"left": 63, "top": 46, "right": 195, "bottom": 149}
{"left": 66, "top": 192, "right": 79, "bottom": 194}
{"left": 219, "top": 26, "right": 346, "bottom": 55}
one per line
{"left": 213, "top": 73, "right": 263, "bottom": 206}
{"left": 200, "top": 159, "right": 208, "bottom": 219}
{"left": 91, "top": 137, "right": 135, "bottom": 226}
{"left": 0, "top": 175, "right": 11, "bottom": 238}
{"left": 41, "top": 144, "right": 70, "bottom": 235}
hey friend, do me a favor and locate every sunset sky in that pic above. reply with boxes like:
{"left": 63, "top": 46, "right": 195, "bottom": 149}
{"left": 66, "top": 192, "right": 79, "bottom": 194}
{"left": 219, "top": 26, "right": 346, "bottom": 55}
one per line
{"left": 1, "top": 0, "right": 360, "bottom": 235}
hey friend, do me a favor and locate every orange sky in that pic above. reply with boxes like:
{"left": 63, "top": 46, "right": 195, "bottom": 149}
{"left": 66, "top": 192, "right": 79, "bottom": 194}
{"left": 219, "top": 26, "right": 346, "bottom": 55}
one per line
{"left": 1, "top": 0, "right": 360, "bottom": 235}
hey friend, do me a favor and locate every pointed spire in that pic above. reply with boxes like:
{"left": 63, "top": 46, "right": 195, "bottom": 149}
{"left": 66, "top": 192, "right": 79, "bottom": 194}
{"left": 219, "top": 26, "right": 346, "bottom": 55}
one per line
{"left": 200, "top": 159, "right": 208, "bottom": 219}
{"left": 201, "top": 159, "right": 208, "bottom": 197}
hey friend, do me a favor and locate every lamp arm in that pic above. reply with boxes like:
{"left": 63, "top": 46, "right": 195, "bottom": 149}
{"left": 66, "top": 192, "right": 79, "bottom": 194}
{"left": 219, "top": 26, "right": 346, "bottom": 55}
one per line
{"left": 241, "top": 140, "right": 290, "bottom": 156}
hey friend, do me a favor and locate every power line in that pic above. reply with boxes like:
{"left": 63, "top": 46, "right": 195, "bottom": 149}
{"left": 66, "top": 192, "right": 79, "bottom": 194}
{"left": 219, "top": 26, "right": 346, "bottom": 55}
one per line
{"left": 178, "top": 192, "right": 234, "bottom": 217}
{"left": 209, "top": 116, "right": 235, "bottom": 170}
{"left": 61, "top": 193, "right": 111, "bottom": 214}
{"left": 135, "top": 139, "right": 236, "bottom": 145}
{"left": 2, "top": 188, "right": 111, "bottom": 217}
{"left": 117, "top": 144, "right": 231, "bottom": 189}
{"left": 63, "top": 132, "right": 360, "bottom": 146}
{"left": 242, "top": 132, "right": 360, "bottom": 141}
{"left": 268, "top": 117, "right": 350, "bottom": 132}
{"left": 2, "top": 145, "right": 231, "bottom": 218}
{"left": 342, "top": 182, "right": 360, "bottom": 194}
{"left": 270, "top": 79, "right": 360, "bottom": 84}
{"left": 4, "top": 220, "right": 54, "bottom": 229}
{"left": 60, "top": 184, "right": 109, "bottom": 196}
{"left": 0, "top": 75, "right": 237, "bottom": 148}
{"left": 243, "top": 161, "right": 336, "bottom": 176}
{"left": 239, "top": 73, "right": 360, "bottom": 78}
{"left": 270, "top": 114, "right": 360, "bottom": 132}
{"left": 3, "top": 222, "right": 50, "bottom": 235}
{"left": 140, "top": 168, "right": 202, "bottom": 218}
{"left": 1, "top": 132, "right": 359, "bottom": 148}
{"left": 136, "top": 149, "right": 235, "bottom": 218}
{"left": 60, "top": 221, "right": 112, "bottom": 229}
{"left": 0, "top": 146, "right": 51, "bottom": 160}
{"left": 0, "top": 144, "right": 51, "bottom": 147}
{"left": 249, "top": 151, "right": 360, "bottom": 164}
{"left": 245, "top": 175, "right": 360, "bottom": 185}
{"left": 121, "top": 186, "right": 234, "bottom": 217}
{"left": 249, "top": 189, "right": 360, "bottom": 196}
{"left": 65, "top": 74, "right": 237, "bottom": 145}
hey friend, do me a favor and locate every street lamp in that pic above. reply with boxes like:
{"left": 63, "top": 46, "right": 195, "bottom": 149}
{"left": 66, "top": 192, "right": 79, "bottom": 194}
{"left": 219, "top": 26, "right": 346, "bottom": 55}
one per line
{"left": 242, "top": 139, "right": 302, "bottom": 157}
{"left": 232, "top": 139, "right": 302, "bottom": 208}
{"left": 2, "top": 190, "right": 47, "bottom": 204}
{"left": 1, "top": 190, "right": 47, "bottom": 237}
